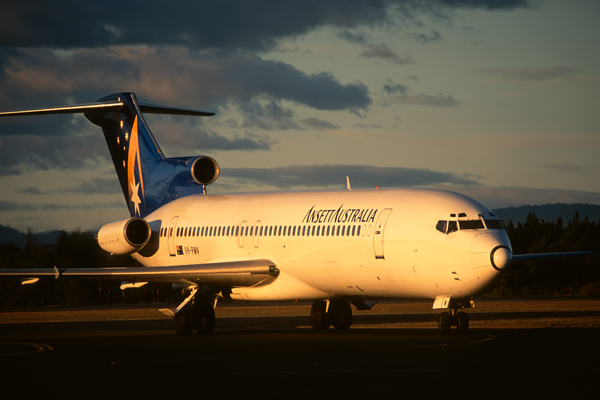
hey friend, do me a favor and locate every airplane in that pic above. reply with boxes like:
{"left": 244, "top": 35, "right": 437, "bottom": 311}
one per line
{"left": 0, "top": 92, "right": 594, "bottom": 334}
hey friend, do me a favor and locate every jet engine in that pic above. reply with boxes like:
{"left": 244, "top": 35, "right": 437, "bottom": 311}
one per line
{"left": 190, "top": 156, "right": 220, "bottom": 185}
{"left": 97, "top": 217, "right": 151, "bottom": 255}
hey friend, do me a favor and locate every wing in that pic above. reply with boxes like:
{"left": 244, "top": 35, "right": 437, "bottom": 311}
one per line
{"left": 512, "top": 251, "right": 595, "bottom": 263}
{"left": 0, "top": 259, "right": 279, "bottom": 287}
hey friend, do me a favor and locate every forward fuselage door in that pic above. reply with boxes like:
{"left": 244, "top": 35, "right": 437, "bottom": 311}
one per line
{"left": 373, "top": 208, "right": 392, "bottom": 259}
{"left": 168, "top": 216, "right": 179, "bottom": 256}
{"left": 254, "top": 221, "right": 261, "bottom": 248}
{"left": 238, "top": 221, "right": 247, "bottom": 248}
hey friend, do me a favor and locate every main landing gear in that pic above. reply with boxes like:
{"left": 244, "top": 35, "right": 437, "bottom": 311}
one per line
{"left": 310, "top": 299, "right": 353, "bottom": 330}
{"left": 163, "top": 286, "right": 217, "bottom": 335}
{"left": 438, "top": 309, "right": 469, "bottom": 334}
{"left": 173, "top": 300, "right": 216, "bottom": 335}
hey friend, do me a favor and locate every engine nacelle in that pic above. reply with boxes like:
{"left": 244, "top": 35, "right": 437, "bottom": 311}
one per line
{"left": 97, "top": 217, "right": 151, "bottom": 255}
{"left": 191, "top": 156, "right": 220, "bottom": 185}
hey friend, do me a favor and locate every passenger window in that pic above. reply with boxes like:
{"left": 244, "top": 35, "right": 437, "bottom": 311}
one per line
{"left": 357, "top": 225, "right": 361, "bottom": 236}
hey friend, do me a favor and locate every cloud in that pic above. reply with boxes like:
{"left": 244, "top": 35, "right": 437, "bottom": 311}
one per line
{"left": 447, "top": 185, "right": 600, "bottom": 210}
{"left": 0, "top": 1, "right": 533, "bottom": 51}
{"left": 221, "top": 164, "right": 481, "bottom": 189}
{"left": 476, "top": 67, "right": 574, "bottom": 82}
{"left": 381, "top": 82, "right": 411, "bottom": 95}
{"left": 300, "top": 118, "right": 340, "bottom": 130}
{"left": 359, "top": 44, "right": 412, "bottom": 65}
{"left": 412, "top": 30, "right": 443, "bottom": 44}
{"left": 379, "top": 93, "right": 461, "bottom": 107}
{"left": 536, "top": 163, "right": 589, "bottom": 174}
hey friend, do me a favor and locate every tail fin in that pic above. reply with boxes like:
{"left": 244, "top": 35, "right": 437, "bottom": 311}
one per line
{"left": 0, "top": 92, "right": 217, "bottom": 218}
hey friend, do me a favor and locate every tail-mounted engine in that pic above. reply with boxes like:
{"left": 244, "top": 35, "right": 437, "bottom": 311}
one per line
{"left": 97, "top": 217, "right": 151, "bottom": 255}
{"left": 190, "top": 156, "right": 219, "bottom": 186}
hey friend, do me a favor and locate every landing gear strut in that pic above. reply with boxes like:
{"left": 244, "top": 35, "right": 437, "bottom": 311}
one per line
{"left": 173, "top": 300, "right": 216, "bottom": 335}
{"left": 310, "top": 299, "right": 353, "bottom": 331}
{"left": 438, "top": 309, "right": 469, "bottom": 334}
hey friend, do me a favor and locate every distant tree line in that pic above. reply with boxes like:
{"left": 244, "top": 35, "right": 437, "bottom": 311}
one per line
{"left": 1, "top": 214, "right": 599, "bottom": 308}
{"left": 496, "top": 212, "right": 600, "bottom": 297}
{"left": 0, "top": 230, "right": 179, "bottom": 308}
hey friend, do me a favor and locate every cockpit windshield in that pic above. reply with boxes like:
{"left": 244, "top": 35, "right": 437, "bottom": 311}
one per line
{"left": 436, "top": 217, "right": 503, "bottom": 234}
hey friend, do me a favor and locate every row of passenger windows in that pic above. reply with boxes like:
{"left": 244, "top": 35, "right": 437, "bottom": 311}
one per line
{"left": 160, "top": 224, "right": 368, "bottom": 238}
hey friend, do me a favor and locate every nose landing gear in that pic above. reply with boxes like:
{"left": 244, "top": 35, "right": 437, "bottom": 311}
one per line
{"left": 435, "top": 297, "right": 473, "bottom": 334}
{"left": 438, "top": 309, "right": 470, "bottom": 334}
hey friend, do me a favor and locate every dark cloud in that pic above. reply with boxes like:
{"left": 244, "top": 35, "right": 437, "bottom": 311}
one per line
{"left": 382, "top": 82, "right": 410, "bottom": 95}
{"left": 476, "top": 67, "right": 574, "bottom": 82}
{"left": 300, "top": 118, "right": 340, "bottom": 130}
{"left": 0, "top": 48, "right": 372, "bottom": 113}
{"left": 0, "top": 1, "right": 532, "bottom": 51}
{"left": 216, "top": 54, "right": 371, "bottom": 110}
{"left": 359, "top": 44, "right": 412, "bottom": 65}
{"left": 379, "top": 93, "right": 461, "bottom": 107}
{"left": 412, "top": 30, "right": 444, "bottom": 44}
{"left": 222, "top": 164, "right": 481, "bottom": 189}
{"left": 436, "top": 0, "right": 533, "bottom": 10}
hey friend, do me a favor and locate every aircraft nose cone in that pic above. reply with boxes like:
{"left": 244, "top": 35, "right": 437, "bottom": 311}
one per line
{"left": 490, "top": 246, "right": 512, "bottom": 271}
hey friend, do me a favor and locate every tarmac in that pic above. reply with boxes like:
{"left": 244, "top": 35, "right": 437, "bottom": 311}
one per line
{"left": 1, "top": 300, "right": 599, "bottom": 398}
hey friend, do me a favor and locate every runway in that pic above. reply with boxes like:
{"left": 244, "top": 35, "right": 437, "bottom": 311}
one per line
{"left": 1, "top": 303, "right": 599, "bottom": 398}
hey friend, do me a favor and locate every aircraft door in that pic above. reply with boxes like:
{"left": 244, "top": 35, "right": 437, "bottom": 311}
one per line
{"left": 168, "top": 216, "right": 179, "bottom": 256}
{"left": 373, "top": 208, "right": 392, "bottom": 259}
{"left": 253, "top": 221, "right": 261, "bottom": 248}
{"left": 238, "top": 221, "right": 247, "bottom": 248}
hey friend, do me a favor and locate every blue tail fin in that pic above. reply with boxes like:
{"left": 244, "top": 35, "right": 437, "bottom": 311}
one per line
{"left": 84, "top": 92, "right": 219, "bottom": 218}
{"left": 0, "top": 92, "right": 218, "bottom": 218}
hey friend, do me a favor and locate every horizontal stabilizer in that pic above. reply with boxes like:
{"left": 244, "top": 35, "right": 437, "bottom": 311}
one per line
{"left": 138, "top": 103, "right": 214, "bottom": 116}
{"left": 0, "top": 101, "right": 214, "bottom": 117}
{"left": 0, "top": 101, "right": 123, "bottom": 117}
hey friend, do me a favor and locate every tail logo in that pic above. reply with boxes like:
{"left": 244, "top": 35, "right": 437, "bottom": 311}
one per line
{"left": 126, "top": 116, "right": 145, "bottom": 216}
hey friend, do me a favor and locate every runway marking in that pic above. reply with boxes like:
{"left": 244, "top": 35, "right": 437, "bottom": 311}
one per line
{"left": 0, "top": 342, "right": 54, "bottom": 357}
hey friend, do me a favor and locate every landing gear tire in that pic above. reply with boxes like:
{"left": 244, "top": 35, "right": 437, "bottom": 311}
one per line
{"left": 456, "top": 312, "right": 469, "bottom": 334}
{"left": 330, "top": 299, "right": 352, "bottom": 330}
{"left": 195, "top": 302, "right": 216, "bottom": 334}
{"left": 311, "top": 300, "right": 331, "bottom": 330}
{"left": 173, "top": 311, "right": 195, "bottom": 335}
{"left": 438, "top": 312, "right": 451, "bottom": 334}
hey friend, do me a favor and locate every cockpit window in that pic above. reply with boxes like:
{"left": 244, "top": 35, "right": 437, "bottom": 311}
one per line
{"left": 448, "top": 220, "right": 458, "bottom": 233}
{"left": 436, "top": 220, "right": 459, "bottom": 234}
{"left": 436, "top": 220, "right": 447, "bottom": 233}
{"left": 458, "top": 220, "right": 485, "bottom": 230}
{"left": 484, "top": 219, "right": 504, "bottom": 229}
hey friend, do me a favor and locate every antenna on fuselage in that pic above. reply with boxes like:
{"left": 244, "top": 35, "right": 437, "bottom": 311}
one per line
{"left": 346, "top": 176, "right": 352, "bottom": 191}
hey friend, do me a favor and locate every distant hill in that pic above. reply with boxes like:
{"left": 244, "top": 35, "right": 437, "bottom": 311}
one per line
{"left": 493, "top": 203, "right": 600, "bottom": 225}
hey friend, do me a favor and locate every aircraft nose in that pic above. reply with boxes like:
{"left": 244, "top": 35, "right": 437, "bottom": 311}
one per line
{"left": 490, "top": 245, "right": 512, "bottom": 271}
{"left": 471, "top": 232, "right": 512, "bottom": 281}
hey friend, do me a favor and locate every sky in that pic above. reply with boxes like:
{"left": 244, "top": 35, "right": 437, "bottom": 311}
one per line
{"left": 0, "top": 0, "right": 599, "bottom": 232}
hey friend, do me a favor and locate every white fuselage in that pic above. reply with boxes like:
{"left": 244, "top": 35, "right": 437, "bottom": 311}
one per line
{"left": 135, "top": 188, "right": 511, "bottom": 302}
